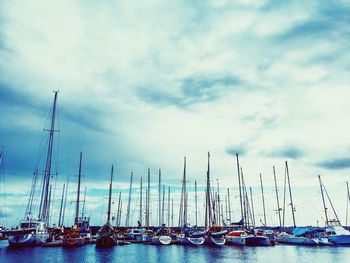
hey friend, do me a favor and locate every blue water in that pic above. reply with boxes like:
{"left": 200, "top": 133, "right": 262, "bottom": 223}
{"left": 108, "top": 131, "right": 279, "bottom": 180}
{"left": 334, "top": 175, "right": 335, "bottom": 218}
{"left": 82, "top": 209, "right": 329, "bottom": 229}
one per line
{"left": 1, "top": 240, "right": 349, "bottom": 263}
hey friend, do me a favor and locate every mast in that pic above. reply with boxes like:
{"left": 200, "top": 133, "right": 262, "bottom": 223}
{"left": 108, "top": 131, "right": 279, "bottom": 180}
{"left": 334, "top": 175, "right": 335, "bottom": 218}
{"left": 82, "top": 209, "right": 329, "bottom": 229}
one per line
{"left": 162, "top": 185, "right": 165, "bottom": 225}
{"left": 236, "top": 154, "right": 243, "bottom": 227}
{"left": 249, "top": 187, "right": 255, "bottom": 227}
{"left": 61, "top": 175, "right": 69, "bottom": 226}
{"left": 195, "top": 181, "right": 198, "bottom": 226}
{"left": 158, "top": 169, "right": 161, "bottom": 226}
{"left": 285, "top": 161, "right": 296, "bottom": 227}
{"left": 241, "top": 167, "right": 247, "bottom": 228}
{"left": 179, "top": 157, "right": 187, "bottom": 227}
{"left": 139, "top": 177, "right": 143, "bottom": 226}
{"left": 116, "top": 192, "right": 122, "bottom": 227}
{"left": 217, "top": 179, "right": 221, "bottom": 226}
{"left": 107, "top": 165, "right": 114, "bottom": 223}
{"left": 318, "top": 175, "right": 340, "bottom": 225}
{"left": 126, "top": 171, "right": 133, "bottom": 227}
{"left": 81, "top": 186, "right": 87, "bottom": 218}
{"left": 58, "top": 183, "right": 66, "bottom": 226}
{"left": 347, "top": 182, "right": 350, "bottom": 226}
{"left": 75, "top": 152, "right": 83, "bottom": 225}
{"left": 227, "top": 188, "right": 231, "bottom": 224}
{"left": 39, "top": 91, "right": 58, "bottom": 224}
{"left": 146, "top": 168, "right": 150, "bottom": 227}
{"left": 26, "top": 169, "right": 38, "bottom": 219}
{"left": 273, "top": 166, "right": 282, "bottom": 229}
{"left": 167, "top": 186, "right": 170, "bottom": 226}
{"left": 260, "top": 173, "right": 267, "bottom": 227}
{"left": 205, "top": 152, "right": 212, "bottom": 228}
{"left": 171, "top": 198, "right": 174, "bottom": 227}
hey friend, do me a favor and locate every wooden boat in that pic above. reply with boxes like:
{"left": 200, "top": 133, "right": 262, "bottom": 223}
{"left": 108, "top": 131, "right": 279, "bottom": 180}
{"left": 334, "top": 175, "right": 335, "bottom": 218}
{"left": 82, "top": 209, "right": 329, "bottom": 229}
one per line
{"left": 226, "top": 230, "right": 246, "bottom": 246}
{"left": 63, "top": 227, "right": 85, "bottom": 247}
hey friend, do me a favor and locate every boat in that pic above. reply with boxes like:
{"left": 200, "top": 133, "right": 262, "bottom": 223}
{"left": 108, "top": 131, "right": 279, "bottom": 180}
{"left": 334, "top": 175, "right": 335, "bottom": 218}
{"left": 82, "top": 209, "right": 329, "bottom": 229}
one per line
{"left": 4, "top": 92, "right": 59, "bottom": 247}
{"left": 245, "top": 229, "right": 272, "bottom": 246}
{"left": 226, "top": 229, "right": 246, "bottom": 246}
{"left": 277, "top": 232, "right": 319, "bottom": 245}
{"left": 325, "top": 224, "right": 350, "bottom": 245}
{"left": 151, "top": 224, "right": 172, "bottom": 245}
{"left": 96, "top": 165, "right": 119, "bottom": 248}
{"left": 42, "top": 227, "right": 64, "bottom": 247}
{"left": 178, "top": 224, "right": 206, "bottom": 245}
{"left": 63, "top": 152, "right": 85, "bottom": 247}
{"left": 204, "top": 226, "right": 227, "bottom": 246}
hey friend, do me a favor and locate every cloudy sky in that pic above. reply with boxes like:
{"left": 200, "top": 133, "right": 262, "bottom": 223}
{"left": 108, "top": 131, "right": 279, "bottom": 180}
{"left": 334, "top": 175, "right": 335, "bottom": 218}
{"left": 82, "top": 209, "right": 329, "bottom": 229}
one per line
{"left": 0, "top": 0, "right": 349, "bottom": 228}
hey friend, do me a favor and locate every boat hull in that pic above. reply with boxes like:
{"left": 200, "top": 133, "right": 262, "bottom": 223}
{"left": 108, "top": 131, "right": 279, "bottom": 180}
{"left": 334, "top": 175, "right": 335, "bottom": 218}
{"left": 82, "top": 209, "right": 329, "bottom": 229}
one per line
{"left": 63, "top": 237, "right": 85, "bottom": 247}
{"left": 204, "top": 236, "right": 226, "bottom": 246}
{"left": 152, "top": 235, "right": 172, "bottom": 245}
{"left": 8, "top": 233, "right": 48, "bottom": 247}
{"left": 96, "top": 236, "right": 117, "bottom": 248}
{"left": 226, "top": 235, "right": 246, "bottom": 246}
{"left": 246, "top": 235, "right": 271, "bottom": 246}
{"left": 277, "top": 235, "right": 319, "bottom": 246}
{"left": 179, "top": 236, "right": 205, "bottom": 245}
{"left": 328, "top": 235, "right": 350, "bottom": 245}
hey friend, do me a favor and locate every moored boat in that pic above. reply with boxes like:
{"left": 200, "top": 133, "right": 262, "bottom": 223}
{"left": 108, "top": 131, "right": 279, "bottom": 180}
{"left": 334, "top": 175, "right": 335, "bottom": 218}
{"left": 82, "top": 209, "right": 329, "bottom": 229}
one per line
{"left": 226, "top": 230, "right": 246, "bottom": 246}
{"left": 178, "top": 224, "right": 206, "bottom": 245}
{"left": 204, "top": 227, "right": 227, "bottom": 246}
{"left": 326, "top": 225, "right": 350, "bottom": 245}
{"left": 152, "top": 224, "right": 172, "bottom": 245}
{"left": 245, "top": 230, "right": 272, "bottom": 246}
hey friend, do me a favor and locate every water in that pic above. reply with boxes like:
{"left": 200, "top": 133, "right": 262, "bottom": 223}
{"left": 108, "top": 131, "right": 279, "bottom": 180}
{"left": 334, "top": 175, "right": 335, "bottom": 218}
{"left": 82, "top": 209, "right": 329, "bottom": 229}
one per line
{"left": 1, "top": 240, "right": 349, "bottom": 263}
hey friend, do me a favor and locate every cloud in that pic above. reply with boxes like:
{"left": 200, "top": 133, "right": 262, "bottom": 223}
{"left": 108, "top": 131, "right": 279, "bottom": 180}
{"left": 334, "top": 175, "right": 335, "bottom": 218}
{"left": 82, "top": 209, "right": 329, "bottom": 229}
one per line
{"left": 265, "top": 145, "right": 305, "bottom": 160}
{"left": 317, "top": 158, "right": 350, "bottom": 170}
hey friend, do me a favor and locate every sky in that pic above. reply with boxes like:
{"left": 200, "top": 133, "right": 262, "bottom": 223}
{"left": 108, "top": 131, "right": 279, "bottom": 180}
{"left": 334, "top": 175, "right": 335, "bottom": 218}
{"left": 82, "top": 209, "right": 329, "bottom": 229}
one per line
{"left": 0, "top": 0, "right": 350, "bottom": 228}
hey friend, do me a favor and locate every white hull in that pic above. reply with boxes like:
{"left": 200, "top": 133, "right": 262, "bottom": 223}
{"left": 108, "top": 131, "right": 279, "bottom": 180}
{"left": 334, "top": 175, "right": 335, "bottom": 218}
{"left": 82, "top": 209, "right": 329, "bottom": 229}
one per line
{"left": 152, "top": 235, "right": 172, "bottom": 245}
{"left": 8, "top": 233, "right": 48, "bottom": 247}
{"left": 277, "top": 235, "right": 319, "bottom": 245}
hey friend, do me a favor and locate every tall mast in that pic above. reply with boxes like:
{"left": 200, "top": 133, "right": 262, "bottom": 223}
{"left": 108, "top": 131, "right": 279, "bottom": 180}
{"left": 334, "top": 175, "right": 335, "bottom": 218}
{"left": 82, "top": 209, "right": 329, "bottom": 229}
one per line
{"left": 241, "top": 167, "right": 247, "bottom": 228}
{"left": 195, "top": 181, "right": 198, "bottom": 226}
{"left": 217, "top": 179, "right": 221, "bottom": 226}
{"left": 347, "top": 182, "right": 350, "bottom": 226}
{"left": 126, "top": 171, "right": 133, "bottom": 227}
{"left": 162, "top": 185, "right": 165, "bottom": 224}
{"left": 139, "top": 177, "right": 143, "bottom": 226}
{"left": 27, "top": 169, "right": 38, "bottom": 219}
{"left": 205, "top": 152, "right": 212, "bottom": 228}
{"left": 107, "top": 165, "right": 113, "bottom": 223}
{"left": 158, "top": 169, "right": 161, "bottom": 226}
{"left": 75, "top": 152, "right": 83, "bottom": 225}
{"left": 236, "top": 154, "right": 243, "bottom": 227}
{"left": 39, "top": 91, "right": 58, "bottom": 223}
{"left": 179, "top": 157, "right": 187, "bottom": 226}
{"left": 318, "top": 175, "right": 329, "bottom": 225}
{"left": 249, "top": 187, "right": 255, "bottom": 227}
{"left": 285, "top": 161, "right": 296, "bottom": 227}
{"left": 61, "top": 175, "right": 69, "bottom": 226}
{"left": 227, "top": 188, "right": 231, "bottom": 224}
{"left": 167, "top": 186, "right": 170, "bottom": 226}
{"left": 81, "top": 186, "right": 87, "bottom": 218}
{"left": 171, "top": 198, "right": 174, "bottom": 227}
{"left": 273, "top": 166, "right": 282, "bottom": 229}
{"left": 146, "top": 168, "right": 150, "bottom": 227}
{"left": 58, "top": 183, "right": 66, "bottom": 226}
{"left": 116, "top": 192, "right": 121, "bottom": 227}
{"left": 260, "top": 173, "right": 267, "bottom": 227}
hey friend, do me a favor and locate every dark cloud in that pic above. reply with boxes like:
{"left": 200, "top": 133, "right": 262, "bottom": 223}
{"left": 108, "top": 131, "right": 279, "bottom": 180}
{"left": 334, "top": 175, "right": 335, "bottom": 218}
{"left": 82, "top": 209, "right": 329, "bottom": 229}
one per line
{"left": 225, "top": 144, "right": 247, "bottom": 156}
{"left": 138, "top": 75, "right": 243, "bottom": 108}
{"left": 317, "top": 158, "right": 350, "bottom": 170}
{"left": 266, "top": 146, "right": 304, "bottom": 159}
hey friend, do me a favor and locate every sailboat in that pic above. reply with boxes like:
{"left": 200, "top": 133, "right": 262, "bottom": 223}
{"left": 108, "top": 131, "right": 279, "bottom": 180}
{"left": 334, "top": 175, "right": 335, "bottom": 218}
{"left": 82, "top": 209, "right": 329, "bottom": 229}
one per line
{"left": 63, "top": 152, "right": 85, "bottom": 247}
{"left": 319, "top": 175, "right": 350, "bottom": 245}
{"left": 96, "top": 165, "right": 119, "bottom": 248}
{"left": 277, "top": 162, "right": 319, "bottom": 245}
{"left": 203, "top": 152, "right": 227, "bottom": 246}
{"left": 4, "top": 92, "right": 59, "bottom": 247}
{"left": 151, "top": 224, "right": 172, "bottom": 245}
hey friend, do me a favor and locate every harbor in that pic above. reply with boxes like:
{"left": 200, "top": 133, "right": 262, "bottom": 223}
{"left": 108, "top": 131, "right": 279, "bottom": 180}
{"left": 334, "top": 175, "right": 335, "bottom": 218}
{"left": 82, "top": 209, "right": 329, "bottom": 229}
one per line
{"left": 1, "top": 1, "right": 350, "bottom": 262}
